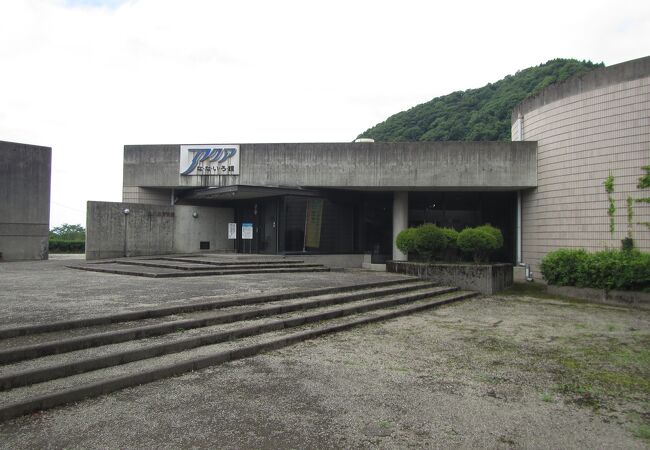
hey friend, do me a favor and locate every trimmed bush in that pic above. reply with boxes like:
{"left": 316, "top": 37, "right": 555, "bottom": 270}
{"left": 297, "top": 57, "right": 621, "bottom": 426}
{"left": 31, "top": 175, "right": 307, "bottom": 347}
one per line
{"left": 541, "top": 248, "right": 650, "bottom": 291}
{"left": 475, "top": 224, "right": 503, "bottom": 249}
{"left": 441, "top": 227, "right": 459, "bottom": 248}
{"left": 441, "top": 227, "right": 459, "bottom": 261}
{"left": 457, "top": 227, "right": 501, "bottom": 263}
{"left": 414, "top": 224, "right": 447, "bottom": 260}
{"left": 49, "top": 239, "right": 85, "bottom": 253}
{"left": 396, "top": 228, "right": 418, "bottom": 255}
{"left": 539, "top": 248, "right": 589, "bottom": 286}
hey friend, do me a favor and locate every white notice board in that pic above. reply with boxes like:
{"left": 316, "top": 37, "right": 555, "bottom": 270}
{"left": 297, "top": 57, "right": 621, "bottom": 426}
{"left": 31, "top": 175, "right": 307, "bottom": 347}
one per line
{"left": 242, "top": 223, "right": 253, "bottom": 240}
{"left": 228, "top": 223, "right": 237, "bottom": 239}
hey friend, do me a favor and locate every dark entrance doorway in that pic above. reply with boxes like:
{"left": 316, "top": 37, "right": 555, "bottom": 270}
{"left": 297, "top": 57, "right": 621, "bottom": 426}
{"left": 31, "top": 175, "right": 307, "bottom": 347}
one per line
{"left": 235, "top": 199, "right": 279, "bottom": 254}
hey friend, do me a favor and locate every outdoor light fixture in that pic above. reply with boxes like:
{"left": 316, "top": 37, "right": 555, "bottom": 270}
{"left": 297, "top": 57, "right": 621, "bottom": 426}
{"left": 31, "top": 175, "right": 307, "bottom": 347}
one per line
{"left": 123, "top": 208, "right": 130, "bottom": 215}
{"left": 192, "top": 211, "right": 199, "bottom": 218}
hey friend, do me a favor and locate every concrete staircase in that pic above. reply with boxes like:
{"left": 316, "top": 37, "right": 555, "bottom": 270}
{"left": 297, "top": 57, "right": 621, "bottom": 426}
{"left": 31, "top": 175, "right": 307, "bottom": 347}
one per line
{"left": 68, "top": 256, "right": 330, "bottom": 278}
{"left": 0, "top": 278, "right": 477, "bottom": 421}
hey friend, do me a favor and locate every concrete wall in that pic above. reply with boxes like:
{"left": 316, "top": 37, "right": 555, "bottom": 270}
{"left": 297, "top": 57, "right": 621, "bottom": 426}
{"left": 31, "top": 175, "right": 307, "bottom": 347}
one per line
{"left": 512, "top": 56, "right": 650, "bottom": 277}
{"left": 123, "top": 141, "right": 538, "bottom": 191}
{"left": 173, "top": 205, "right": 235, "bottom": 253}
{"left": 0, "top": 141, "right": 51, "bottom": 261}
{"left": 122, "top": 187, "right": 171, "bottom": 205}
{"left": 86, "top": 202, "right": 174, "bottom": 260}
{"left": 86, "top": 202, "right": 234, "bottom": 259}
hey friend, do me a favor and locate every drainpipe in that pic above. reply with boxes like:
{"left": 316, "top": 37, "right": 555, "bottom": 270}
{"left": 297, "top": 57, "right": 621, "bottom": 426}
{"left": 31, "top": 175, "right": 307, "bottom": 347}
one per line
{"left": 516, "top": 191, "right": 522, "bottom": 265}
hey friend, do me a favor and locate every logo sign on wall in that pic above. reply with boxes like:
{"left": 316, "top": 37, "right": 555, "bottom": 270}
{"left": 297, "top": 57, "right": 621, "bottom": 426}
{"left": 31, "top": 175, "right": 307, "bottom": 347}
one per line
{"left": 179, "top": 144, "right": 240, "bottom": 176}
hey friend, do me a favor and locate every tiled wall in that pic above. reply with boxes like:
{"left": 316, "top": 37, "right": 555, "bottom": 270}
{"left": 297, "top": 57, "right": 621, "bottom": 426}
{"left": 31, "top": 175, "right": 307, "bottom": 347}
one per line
{"left": 514, "top": 77, "right": 650, "bottom": 277}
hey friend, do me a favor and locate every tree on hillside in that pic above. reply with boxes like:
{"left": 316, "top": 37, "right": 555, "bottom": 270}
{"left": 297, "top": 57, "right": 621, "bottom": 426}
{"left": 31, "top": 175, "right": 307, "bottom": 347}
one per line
{"left": 357, "top": 59, "right": 604, "bottom": 142}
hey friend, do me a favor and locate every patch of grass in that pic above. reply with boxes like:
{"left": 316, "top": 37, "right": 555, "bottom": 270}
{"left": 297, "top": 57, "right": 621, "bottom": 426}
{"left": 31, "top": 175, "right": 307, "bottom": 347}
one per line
{"left": 540, "top": 392, "right": 554, "bottom": 402}
{"left": 607, "top": 324, "right": 617, "bottom": 332}
{"left": 378, "top": 420, "right": 393, "bottom": 429}
{"left": 551, "top": 334, "right": 650, "bottom": 410}
{"left": 632, "top": 423, "right": 650, "bottom": 441}
{"left": 556, "top": 382, "right": 602, "bottom": 409}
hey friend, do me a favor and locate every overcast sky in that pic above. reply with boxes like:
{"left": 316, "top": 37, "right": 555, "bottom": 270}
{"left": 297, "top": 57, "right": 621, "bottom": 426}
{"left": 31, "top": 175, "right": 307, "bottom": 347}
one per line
{"left": 1, "top": 0, "right": 649, "bottom": 227}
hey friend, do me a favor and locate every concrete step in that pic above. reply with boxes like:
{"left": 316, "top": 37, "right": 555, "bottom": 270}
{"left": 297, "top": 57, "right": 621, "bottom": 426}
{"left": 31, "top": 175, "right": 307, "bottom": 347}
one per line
{"left": 0, "top": 288, "right": 477, "bottom": 421}
{"left": 0, "top": 281, "right": 440, "bottom": 361}
{"left": 102, "top": 260, "right": 317, "bottom": 271}
{"left": 0, "top": 284, "right": 456, "bottom": 389}
{"left": 67, "top": 264, "right": 331, "bottom": 278}
{"left": 155, "top": 257, "right": 306, "bottom": 266}
{"left": 0, "top": 278, "right": 419, "bottom": 339}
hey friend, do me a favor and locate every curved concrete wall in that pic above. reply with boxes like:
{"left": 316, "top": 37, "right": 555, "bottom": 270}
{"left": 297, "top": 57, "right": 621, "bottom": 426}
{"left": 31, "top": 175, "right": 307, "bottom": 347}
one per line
{"left": 512, "top": 56, "right": 650, "bottom": 276}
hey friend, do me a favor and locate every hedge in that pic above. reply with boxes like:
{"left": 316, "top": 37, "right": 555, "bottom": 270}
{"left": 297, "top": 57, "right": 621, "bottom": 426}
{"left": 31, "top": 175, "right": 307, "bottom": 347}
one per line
{"left": 540, "top": 248, "right": 650, "bottom": 291}
{"left": 49, "top": 239, "right": 85, "bottom": 253}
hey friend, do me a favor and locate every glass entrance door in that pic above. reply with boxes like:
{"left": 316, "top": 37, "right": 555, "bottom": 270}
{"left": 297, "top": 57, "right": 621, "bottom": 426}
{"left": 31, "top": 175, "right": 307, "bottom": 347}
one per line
{"left": 235, "top": 199, "right": 278, "bottom": 254}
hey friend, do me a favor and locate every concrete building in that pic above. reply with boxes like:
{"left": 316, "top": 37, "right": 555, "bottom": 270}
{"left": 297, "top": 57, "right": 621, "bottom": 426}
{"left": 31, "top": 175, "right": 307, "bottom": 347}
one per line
{"left": 0, "top": 140, "right": 51, "bottom": 261}
{"left": 87, "top": 56, "right": 649, "bottom": 278}
{"left": 88, "top": 141, "right": 537, "bottom": 262}
{"left": 512, "top": 56, "right": 650, "bottom": 275}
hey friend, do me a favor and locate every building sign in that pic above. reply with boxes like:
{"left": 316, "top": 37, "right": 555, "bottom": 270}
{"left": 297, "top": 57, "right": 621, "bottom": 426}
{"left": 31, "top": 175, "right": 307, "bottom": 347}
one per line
{"left": 179, "top": 144, "right": 240, "bottom": 176}
{"left": 304, "top": 199, "right": 324, "bottom": 249}
{"left": 242, "top": 223, "right": 253, "bottom": 240}
{"left": 228, "top": 223, "right": 237, "bottom": 240}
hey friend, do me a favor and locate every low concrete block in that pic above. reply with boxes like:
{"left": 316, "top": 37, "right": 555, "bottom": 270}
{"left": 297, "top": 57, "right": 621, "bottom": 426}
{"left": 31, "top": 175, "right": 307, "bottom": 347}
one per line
{"left": 386, "top": 261, "right": 513, "bottom": 294}
{"left": 546, "top": 285, "right": 650, "bottom": 310}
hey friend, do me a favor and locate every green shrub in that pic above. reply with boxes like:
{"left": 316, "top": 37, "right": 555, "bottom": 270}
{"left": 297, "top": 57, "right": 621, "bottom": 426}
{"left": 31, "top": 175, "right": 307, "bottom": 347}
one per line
{"left": 49, "top": 239, "right": 85, "bottom": 253}
{"left": 414, "top": 224, "right": 447, "bottom": 260}
{"left": 541, "top": 248, "right": 650, "bottom": 291}
{"left": 475, "top": 224, "right": 503, "bottom": 249}
{"left": 457, "top": 227, "right": 500, "bottom": 263}
{"left": 540, "top": 249, "right": 589, "bottom": 286}
{"left": 396, "top": 228, "right": 418, "bottom": 255}
{"left": 441, "top": 227, "right": 459, "bottom": 248}
{"left": 441, "top": 227, "right": 459, "bottom": 261}
{"left": 578, "top": 250, "right": 650, "bottom": 291}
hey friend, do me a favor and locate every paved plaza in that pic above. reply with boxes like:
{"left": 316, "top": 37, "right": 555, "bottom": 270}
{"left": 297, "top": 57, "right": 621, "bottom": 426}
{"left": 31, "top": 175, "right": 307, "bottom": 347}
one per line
{"left": 0, "top": 258, "right": 648, "bottom": 449}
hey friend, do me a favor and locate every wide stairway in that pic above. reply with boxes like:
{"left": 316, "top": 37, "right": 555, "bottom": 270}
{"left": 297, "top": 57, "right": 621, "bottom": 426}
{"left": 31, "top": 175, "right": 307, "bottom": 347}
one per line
{"left": 68, "top": 255, "right": 330, "bottom": 278}
{"left": 0, "top": 278, "right": 477, "bottom": 421}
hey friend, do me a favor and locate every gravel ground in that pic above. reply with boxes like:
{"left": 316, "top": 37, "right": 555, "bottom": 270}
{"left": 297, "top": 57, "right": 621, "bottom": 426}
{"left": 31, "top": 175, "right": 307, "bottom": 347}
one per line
{"left": 0, "top": 260, "right": 649, "bottom": 449}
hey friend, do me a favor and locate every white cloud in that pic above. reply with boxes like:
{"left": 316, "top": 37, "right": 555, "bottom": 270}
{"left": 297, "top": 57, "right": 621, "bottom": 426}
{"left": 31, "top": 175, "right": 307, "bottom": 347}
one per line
{"left": 1, "top": 0, "right": 649, "bottom": 226}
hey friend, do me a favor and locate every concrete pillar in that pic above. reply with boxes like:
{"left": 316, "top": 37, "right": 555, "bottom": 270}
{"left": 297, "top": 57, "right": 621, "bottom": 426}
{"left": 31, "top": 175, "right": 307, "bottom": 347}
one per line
{"left": 392, "top": 191, "right": 409, "bottom": 261}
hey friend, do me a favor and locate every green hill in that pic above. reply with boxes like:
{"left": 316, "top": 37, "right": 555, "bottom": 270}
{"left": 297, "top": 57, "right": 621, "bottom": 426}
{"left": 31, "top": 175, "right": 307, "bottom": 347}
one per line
{"left": 357, "top": 59, "right": 604, "bottom": 142}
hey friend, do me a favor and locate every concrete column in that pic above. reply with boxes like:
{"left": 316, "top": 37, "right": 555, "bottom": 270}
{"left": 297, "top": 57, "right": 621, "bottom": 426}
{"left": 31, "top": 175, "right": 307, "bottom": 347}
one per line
{"left": 392, "top": 191, "right": 409, "bottom": 261}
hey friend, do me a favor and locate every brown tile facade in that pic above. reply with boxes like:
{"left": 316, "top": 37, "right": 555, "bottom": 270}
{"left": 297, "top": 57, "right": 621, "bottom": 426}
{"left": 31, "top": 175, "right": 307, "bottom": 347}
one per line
{"left": 513, "top": 63, "right": 650, "bottom": 278}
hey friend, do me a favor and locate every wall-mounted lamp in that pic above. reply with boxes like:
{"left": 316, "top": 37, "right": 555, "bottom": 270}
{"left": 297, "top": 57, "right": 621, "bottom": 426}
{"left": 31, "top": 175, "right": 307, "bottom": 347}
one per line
{"left": 123, "top": 208, "right": 130, "bottom": 215}
{"left": 192, "top": 211, "right": 199, "bottom": 218}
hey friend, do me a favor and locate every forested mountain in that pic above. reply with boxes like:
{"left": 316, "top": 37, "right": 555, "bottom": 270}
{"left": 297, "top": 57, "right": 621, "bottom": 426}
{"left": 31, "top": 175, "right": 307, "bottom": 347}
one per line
{"left": 357, "top": 59, "right": 603, "bottom": 142}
